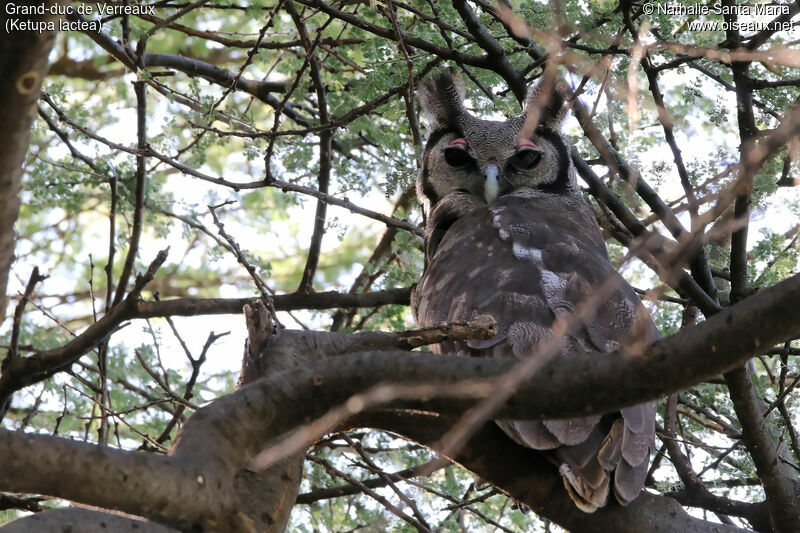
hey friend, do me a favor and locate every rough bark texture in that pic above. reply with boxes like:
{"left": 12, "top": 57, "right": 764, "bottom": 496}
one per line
{"left": 0, "top": 508, "right": 178, "bottom": 533}
{"left": 0, "top": 2, "right": 63, "bottom": 319}
{"left": 724, "top": 365, "right": 800, "bottom": 532}
{"left": 4, "top": 271, "right": 798, "bottom": 530}
{"left": 0, "top": 0, "right": 796, "bottom": 530}
{"left": 354, "top": 411, "right": 751, "bottom": 533}
{"left": 232, "top": 301, "right": 305, "bottom": 532}
{"left": 169, "top": 270, "right": 800, "bottom": 479}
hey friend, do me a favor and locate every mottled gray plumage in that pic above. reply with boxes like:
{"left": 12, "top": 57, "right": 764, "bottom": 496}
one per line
{"left": 412, "top": 68, "right": 657, "bottom": 512}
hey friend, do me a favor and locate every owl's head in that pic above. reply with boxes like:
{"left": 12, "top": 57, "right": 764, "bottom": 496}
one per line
{"left": 417, "top": 67, "right": 576, "bottom": 221}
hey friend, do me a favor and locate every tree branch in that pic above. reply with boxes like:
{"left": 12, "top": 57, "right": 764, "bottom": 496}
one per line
{"left": 298, "top": 0, "right": 493, "bottom": 69}
{"left": 0, "top": 507, "right": 178, "bottom": 532}
{"left": 5, "top": 265, "right": 800, "bottom": 528}
{"left": 142, "top": 53, "right": 287, "bottom": 99}
{"left": 131, "top": 288, "right": 412, "bottom": 318}
{"left": 571, "top": 97, "right": 718, "bottom": 302}
{"left": 724, "top": 365, "right": 800, "bottom": 532}
{"left": 0, "top": 250, "right": 168, "bottom": 417}
{"left": 356, "top": 411, "right": 751, "bottom": 533}
{"left": 170, "top": 269, "right": 800, "bottom": 481}
{"left": 451, "top": 0, "right": 526, "bottom": 101}
{"left": 288, "top": 1, "right": 333, "bottom": 294}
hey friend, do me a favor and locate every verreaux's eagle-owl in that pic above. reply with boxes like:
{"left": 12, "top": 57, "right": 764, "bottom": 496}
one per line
{"left": 411, "top": 68, "right": 657, "bottom": 512}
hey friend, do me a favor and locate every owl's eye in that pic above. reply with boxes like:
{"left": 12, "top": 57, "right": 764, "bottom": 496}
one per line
{"left": 510, "top": 147, "right": 542, "bottom": 171}
{"left": 443, "top": 138, "right": 473, "bottom": 167}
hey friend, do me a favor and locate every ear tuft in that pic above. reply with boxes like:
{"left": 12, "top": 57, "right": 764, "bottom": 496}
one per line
{"left": 417, "top": 67, "right": 466, "bottom": 129}
{"left": 523, "top": 78, "right": 570, "bottom": 132}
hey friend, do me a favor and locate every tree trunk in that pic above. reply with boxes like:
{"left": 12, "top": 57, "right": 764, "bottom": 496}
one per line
{"left": 0, "top": 1, "right": 64, "bottom": 320}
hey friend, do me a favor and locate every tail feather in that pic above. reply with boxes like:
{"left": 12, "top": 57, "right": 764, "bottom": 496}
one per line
{"left": 557, "top": 426, "right": 606, "bottom": 469}
{"left": 497, "top": 420, "right": 560, "bottom": 449}
{"left": 597, "top": 418, "right": 623, "bottom": 471}
{"left": 559, "top": 461, "right": 610, "bottom": 513}
{"left": 542, "top": 415, "right": 600, "bottom": 446}
{"left": 497, "top": 407, "right": 654, "bottom": 513}
{"left": 613, "top": 455, "right": 649, "bottom": 505}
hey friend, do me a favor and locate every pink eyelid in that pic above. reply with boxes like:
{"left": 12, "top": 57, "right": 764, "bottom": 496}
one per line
{"left": 447, "top": 138, "right": 468, "bottom": 147}
{"left": 518, "top": 139, "right": 538, "bottom": 149}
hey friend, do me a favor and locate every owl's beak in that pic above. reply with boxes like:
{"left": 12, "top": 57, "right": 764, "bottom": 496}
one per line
{"left": 484, "top": 164, "right": 501, "bottom": 204}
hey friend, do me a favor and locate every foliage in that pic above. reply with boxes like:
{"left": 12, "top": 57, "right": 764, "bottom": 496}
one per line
{"left": 1, "top": 0, "right": 799, "bottom": 531}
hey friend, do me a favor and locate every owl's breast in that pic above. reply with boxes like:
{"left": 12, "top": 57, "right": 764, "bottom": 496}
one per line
{"left": 414, "top": 193, "right": 655, "bottom": 360}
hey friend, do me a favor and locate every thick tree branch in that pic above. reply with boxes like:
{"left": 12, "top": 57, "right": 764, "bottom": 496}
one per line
{"left": 356, "top": 411, "right": 751, "bottom": 533}
{"left": 0, "top": 1, "right": 63, "bottom": 319}
{"left": 9, "top": 269, "right": 798, "bottom": 532}
{"left": 5, "top": 267, "right": 800, "bottom": 528}
{"left": 231, "top": 299, "right": 301, "bottom": 532}
{"left": 169, "top": 269, "right": 800, "bottom": 482}
{"left": 0, "top": 508, "right": 178, "bottom": 533}
{"left": 0, "top": 427, "right": 241, "bottom": 531}
{"left": 132, "top": 288, "right": 412, "bottom": 317}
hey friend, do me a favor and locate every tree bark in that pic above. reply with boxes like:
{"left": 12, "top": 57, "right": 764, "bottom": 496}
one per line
{"left": 232, "top": 301, "right": 305, "bottom": 532}
{"left": 0, "top": 1, "right": 64, "bottom": 320}
{"left": 0, "top": 508, "right": 178, "bottom": 533}
{"left": 354, "top": 411, "right": 751, "bottom": 533}
{"left": 4, "top": 269, "right": 800, "bottom": 530}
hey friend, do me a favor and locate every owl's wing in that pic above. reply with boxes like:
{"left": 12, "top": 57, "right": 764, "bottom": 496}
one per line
{"left": 413, "top": 191, "right": 657, "bottom": 512}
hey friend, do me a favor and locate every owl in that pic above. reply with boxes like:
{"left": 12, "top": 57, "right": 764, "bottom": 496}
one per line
{"left": 411, "top": 68, "right": 657, "bottom": 512}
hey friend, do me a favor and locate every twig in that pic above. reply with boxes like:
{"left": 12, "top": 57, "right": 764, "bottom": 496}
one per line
{"left": 343, "top": 434, "right": 433, "bottom": 530}
{"left": 153, "top": 329, "right": 228, "bottom": 445}
{"left": 394, "top": 315, "right": 497, "bottom": 349}
{"left": 295, "top": 458, "right": 447, "bottom": 504}
{"left": 774, "top": 344, "right": 800, "bottom": 463}
{"left": 133, "top": 349, "right": 199, "bottom": 411}
{"left": 288, "top": 1, "right": 333, "bottom": 294}
{"left": 112, "top": 80, "right": 148, "bottom": 306}
{"left": 306, "top": 453, "right": 433, "bottom": 532}
{"left": 0, "top": 250, "right": 168, "bottom": 415}
{"left": 208, "top": 203, "right": 282, "bottom": 328}
{"left": 266, "top": 178, "right": 423, "bottom": 236}
{"left": 6, "top": 267, "right": 47, "bottom": 362}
